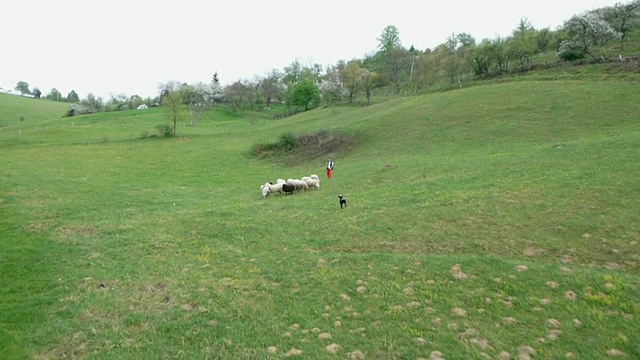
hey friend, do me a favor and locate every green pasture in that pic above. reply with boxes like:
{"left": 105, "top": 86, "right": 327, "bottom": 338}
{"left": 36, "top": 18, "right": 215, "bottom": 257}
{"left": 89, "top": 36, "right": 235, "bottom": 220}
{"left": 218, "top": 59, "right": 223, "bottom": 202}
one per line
{"left": 1, "top": 77, "right": 639, "bottom": 359}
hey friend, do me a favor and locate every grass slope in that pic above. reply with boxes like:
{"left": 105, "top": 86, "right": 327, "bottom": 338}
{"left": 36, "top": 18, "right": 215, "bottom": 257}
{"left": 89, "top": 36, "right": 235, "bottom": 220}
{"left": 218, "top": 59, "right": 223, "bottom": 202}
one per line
{"left": 1, "top": 79, "right": 639, "bottom": 359}
{"left": 0, "top": 94, "right": 70, "bottom": 127}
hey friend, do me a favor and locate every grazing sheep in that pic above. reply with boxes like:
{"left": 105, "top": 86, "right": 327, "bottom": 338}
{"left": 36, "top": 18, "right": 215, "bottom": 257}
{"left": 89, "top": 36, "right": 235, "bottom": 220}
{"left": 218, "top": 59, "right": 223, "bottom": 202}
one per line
{"left": 260, "top": 182, "right": 272, "bottom": 198}
{"left": 282, "top": 183, "right": 295, "bottom": 194}
{"left": 260, "top": 182, "right": 271, "bottom": 190}
{"left": 304, "top": 178, "right": 320, "bottom": 189}
{"left": 262, "top": 175, "right": 318, "bottom": 198}
{"left": 287, "top": 179, "right": 309, "bottom": 191}
{"left": 269, "top": 181, "right": 284, "bottom": 194}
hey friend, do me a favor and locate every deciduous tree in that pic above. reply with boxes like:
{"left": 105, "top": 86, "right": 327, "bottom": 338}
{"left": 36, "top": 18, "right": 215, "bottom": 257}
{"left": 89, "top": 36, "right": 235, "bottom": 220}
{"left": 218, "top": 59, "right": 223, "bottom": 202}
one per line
{"left": 15, "top": 81, "right": 30, "bottom": 96}
{"left": 79, "top": 93, "right": 104, "bottom": 113}
{"left": 508, "top": 18, "right": 538, "bottom": 70}
{"left": 469, "top": 40, "right": 493, "bottom": 77}
{"left": 341, "top": 60, "right": 363, "bottom": 103}
{"left": 179, "top": 82, "right": 213, "bottom": 126}
{"left": 376, "top": 25, "right": 411, "bottom": 94}
{"left": 319, "top": 64, "right": 344, "bottom": 105}
{"left": 66, "top": 90, "right": 79, "bottom": 103}
{"left": 283, "top": 60, "right": 322, "bottom": 86}
{"left": 600, "top": 0, "right": 640, "bottom": 51}
{"left": 286, "top": 79, "right": 320, "bottom": 111}
{"left": 107, "top": 93, "right": 129, "bottom": 111}
{"left": 46, "top": 88, "right": 62, "bottom": 101}
{"left": 258, "top": 69, "right": 285, "bottom": 106}
{"left": 224, "top": 81, "right": 253, "bottom": 114}
{"left": 161, "top": 91, "right": 185, "bottom": 136}
{"left": 360, "top": 69, "right": 382, "bottom": 105}
{"left": 128, "top": 95, "right": 144, "bottom": 109}
{"left": 561, "top": 10, "right": 621, "bottom": 61}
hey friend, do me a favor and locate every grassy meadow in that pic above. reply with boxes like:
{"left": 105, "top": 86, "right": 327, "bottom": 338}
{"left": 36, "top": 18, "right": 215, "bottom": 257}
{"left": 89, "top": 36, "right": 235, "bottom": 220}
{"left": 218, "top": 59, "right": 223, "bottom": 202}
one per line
{"left": 1, "top": 73, "right": 640, "bottom": 359}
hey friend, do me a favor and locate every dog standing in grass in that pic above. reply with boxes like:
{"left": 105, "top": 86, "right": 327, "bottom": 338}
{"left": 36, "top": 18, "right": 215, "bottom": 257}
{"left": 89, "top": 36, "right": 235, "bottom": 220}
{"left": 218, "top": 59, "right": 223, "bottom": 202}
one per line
{"left": 338, "top": 195, "right": 347, "bottom": 208}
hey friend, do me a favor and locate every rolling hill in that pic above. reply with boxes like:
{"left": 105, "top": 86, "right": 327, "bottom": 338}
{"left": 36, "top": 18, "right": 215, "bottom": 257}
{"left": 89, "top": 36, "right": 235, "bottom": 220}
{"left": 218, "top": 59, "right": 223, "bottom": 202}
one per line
{"left": 1, "top": 74, "right": 639, "bottom": 359}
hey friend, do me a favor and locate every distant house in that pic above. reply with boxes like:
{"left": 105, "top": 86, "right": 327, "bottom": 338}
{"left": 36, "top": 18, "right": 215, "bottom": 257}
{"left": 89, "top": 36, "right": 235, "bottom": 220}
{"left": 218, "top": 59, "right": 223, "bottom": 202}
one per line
{"left": 137, "top": 104, "right": 148, "bottom": 110}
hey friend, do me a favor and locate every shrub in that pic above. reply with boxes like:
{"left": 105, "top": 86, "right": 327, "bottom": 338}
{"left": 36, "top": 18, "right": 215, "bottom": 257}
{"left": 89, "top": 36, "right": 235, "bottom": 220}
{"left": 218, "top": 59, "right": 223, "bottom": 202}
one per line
{"left": 278, "top": 132, "right": 295, "bottom": 151}
{"left": 65, "top": 104, "right": 96, "bottom": 117}
{"left": 558, "top": 49, "right": 585, "bottom": 62}
{"left": 557, "top": 41, "right": 585, "bottom": 62}
{"left": 155, "top": 124, "right": 173, "bottom": 137}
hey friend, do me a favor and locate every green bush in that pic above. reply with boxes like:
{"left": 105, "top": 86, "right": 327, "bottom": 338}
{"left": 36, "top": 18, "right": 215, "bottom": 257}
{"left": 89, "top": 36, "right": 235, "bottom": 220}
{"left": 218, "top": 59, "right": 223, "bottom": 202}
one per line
{"left": 155, "top": 124, "right": 173, "bottom": 137}
{"left": 277, "top": 132, "right": 295, "bottom": 150}
{"left": 558, "top": 49, "right": 585, "bottom": 62}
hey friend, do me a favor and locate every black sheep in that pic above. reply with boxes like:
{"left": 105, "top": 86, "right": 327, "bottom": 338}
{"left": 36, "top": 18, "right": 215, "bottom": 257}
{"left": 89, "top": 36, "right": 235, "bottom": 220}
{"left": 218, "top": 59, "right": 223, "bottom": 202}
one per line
{"left": 282, "top": 183, "right": 295, "bottom": 195}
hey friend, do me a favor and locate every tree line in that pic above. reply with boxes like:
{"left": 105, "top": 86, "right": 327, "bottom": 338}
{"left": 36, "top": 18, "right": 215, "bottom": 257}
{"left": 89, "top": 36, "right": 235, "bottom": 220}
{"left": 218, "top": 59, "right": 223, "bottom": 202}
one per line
{"left": 12, "top": 0, "right": 640, "bottom": 119}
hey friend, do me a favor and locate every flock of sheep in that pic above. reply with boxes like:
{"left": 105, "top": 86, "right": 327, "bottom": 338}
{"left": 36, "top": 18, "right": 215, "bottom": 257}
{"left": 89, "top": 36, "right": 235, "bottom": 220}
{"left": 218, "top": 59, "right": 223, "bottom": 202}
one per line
{"left": 260, "top": 174, "right": 321, "bottom": 197}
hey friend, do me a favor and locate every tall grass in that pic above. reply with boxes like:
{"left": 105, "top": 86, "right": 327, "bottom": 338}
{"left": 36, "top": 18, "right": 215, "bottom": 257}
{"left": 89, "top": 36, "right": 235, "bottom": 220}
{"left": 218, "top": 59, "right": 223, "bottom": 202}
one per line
{"left": 1, "top": 80, "right": 639, "bottom": 359}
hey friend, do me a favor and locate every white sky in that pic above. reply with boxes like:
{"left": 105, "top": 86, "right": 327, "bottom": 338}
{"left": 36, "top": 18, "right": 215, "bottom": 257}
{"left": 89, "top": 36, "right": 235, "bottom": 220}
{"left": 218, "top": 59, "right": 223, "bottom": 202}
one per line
{"left": 0, "top": 0, "right": 623, "bottom": 99}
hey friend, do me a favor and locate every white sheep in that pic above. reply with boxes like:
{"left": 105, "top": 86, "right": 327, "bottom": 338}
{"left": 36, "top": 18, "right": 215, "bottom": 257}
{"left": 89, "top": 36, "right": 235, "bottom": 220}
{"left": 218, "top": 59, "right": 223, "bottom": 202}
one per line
{"left": 276, "top": 178, "right": 286, "bottom": 184}
{"left": 269, "top": 181, "right": 284, "bottom": 194}
{"left": 287, "top": 179, "right": 309, "bottom": 191}
{"left": 310, "top": 174, "right": 319, "bottom": 181}
{"left": 260, "top": 182, "right": 271, "bottom": 198}
{"left": 304, "top": 178, "right": 320, "bottom": 189}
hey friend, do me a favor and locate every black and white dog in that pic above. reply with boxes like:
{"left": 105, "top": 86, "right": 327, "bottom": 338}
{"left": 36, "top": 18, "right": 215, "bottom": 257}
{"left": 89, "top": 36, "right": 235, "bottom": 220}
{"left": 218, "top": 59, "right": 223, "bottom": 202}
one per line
{"left": 338, "top": 195, "right": 347, "bottom": 208}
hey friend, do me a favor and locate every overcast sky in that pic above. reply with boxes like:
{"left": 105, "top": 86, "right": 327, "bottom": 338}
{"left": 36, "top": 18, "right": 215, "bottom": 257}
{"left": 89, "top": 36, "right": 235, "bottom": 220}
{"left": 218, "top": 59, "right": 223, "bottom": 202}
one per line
{"left": 1, "top": 0, "right": 623, "bottom": 99}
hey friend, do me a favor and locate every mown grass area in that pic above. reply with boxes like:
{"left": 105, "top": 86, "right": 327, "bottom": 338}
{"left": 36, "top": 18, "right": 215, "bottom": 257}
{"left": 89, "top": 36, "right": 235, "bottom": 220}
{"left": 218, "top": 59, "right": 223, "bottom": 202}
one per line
{"left": 1, "top": 78, "right": 639, "bottom": 359}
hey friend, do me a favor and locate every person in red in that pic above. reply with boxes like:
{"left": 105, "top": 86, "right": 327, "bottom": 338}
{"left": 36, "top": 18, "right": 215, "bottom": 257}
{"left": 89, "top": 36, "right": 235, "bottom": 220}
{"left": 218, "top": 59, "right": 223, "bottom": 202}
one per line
{"left": 326, "top": 158, "right": 334, "bottom": 179}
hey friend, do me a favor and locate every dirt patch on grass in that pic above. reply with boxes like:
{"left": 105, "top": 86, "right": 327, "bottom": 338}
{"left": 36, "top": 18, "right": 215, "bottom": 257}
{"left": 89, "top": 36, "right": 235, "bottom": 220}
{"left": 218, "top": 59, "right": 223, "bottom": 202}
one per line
{"left": 56, "top": 224, "right": 98, "bottom": 241}
{"left": 25, "top": 221, "right": 54, "bottom": 234}
{"left": 251, "top": 130, "right": 357, "bottom": 165}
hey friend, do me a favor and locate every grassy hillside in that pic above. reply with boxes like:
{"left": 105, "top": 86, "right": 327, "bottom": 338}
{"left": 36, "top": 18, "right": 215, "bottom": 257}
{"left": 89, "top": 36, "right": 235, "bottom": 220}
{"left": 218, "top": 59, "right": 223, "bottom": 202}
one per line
{"left": 0, "top": 93, "right": 70, "bottom": 128}
{"left": 1, "top": 79, "right": 639, "bottom": 359}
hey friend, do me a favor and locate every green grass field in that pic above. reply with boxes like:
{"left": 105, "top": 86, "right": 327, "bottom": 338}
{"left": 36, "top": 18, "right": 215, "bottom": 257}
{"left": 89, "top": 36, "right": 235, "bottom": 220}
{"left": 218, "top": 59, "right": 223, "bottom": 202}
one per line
{"left": 1, "top": 70, "right": 640, "bottom": 359}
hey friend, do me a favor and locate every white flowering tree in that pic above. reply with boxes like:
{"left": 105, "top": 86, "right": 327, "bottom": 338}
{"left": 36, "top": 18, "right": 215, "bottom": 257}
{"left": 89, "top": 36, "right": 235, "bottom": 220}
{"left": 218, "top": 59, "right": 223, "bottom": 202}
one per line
{"left": 560, "top": 10, "right": 621, "bottom": 61}
{"left": 256, "top": 69, "right": 285, "bottom": 106}
{"left": 318, "top": 66, "right": 343, "bottom": 105}
{"left": 179, "top": 82, "right": 215, "bottom": 126}
{"left": 599, "top": 0, "right": 640, "bottom": 52}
